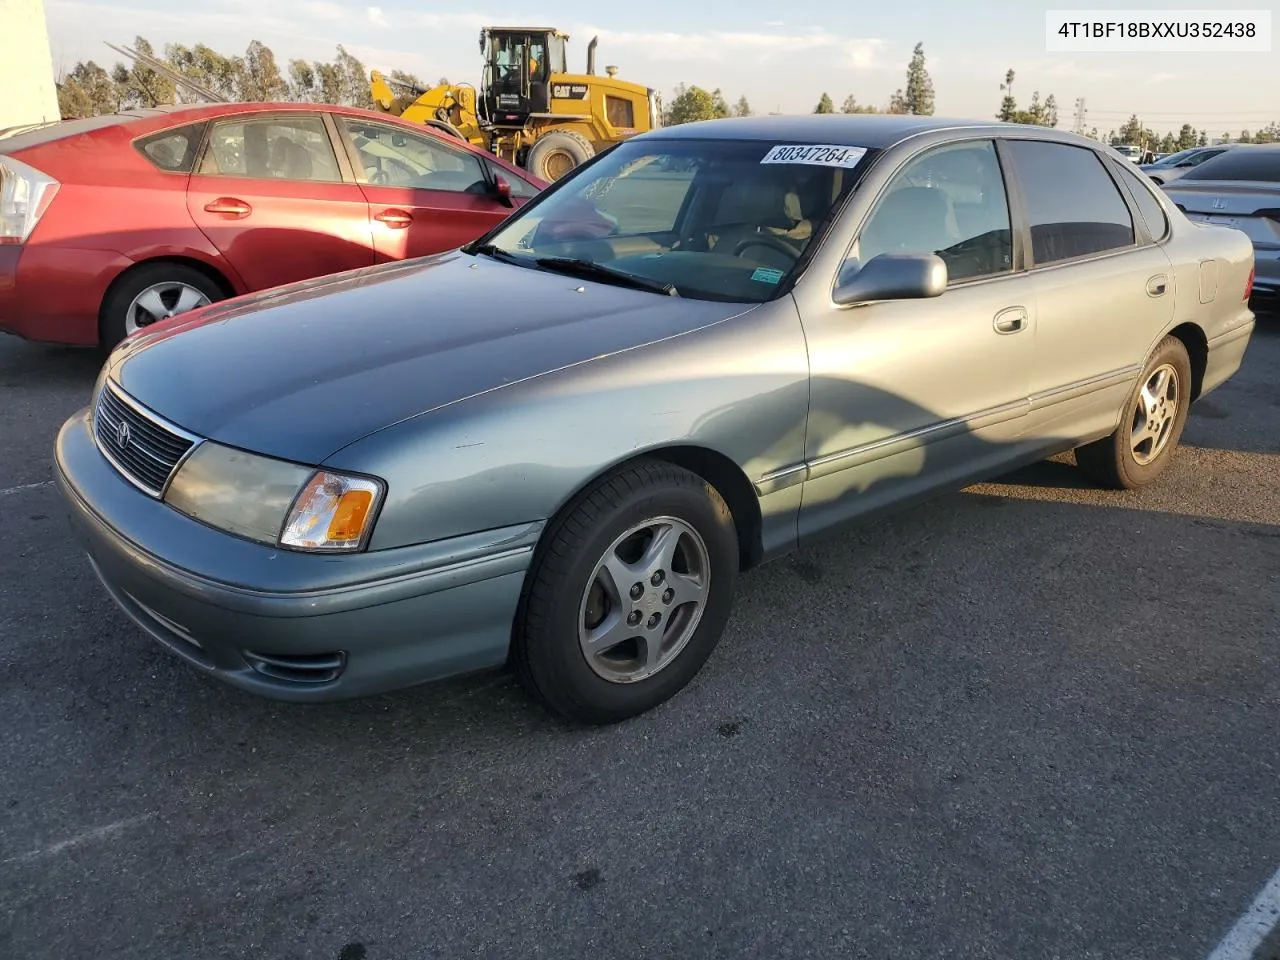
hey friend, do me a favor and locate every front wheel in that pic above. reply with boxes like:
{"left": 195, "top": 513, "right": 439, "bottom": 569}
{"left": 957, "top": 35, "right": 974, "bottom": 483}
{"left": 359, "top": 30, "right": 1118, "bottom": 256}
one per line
{"left": 513, "top": 459, "right": 739, "bottom": 724}
{"left": 1075, "top": 335, "right": 1192, "bottom": 489}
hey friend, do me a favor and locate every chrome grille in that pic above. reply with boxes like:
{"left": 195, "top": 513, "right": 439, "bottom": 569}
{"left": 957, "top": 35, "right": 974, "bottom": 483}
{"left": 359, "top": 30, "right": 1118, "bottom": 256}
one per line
{"left": 93, "top": 381, "right": 198, "bottom": 496}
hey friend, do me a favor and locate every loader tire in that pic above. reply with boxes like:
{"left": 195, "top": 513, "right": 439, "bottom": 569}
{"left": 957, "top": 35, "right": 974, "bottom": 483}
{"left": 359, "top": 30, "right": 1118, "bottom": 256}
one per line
{"left": 526, "top": 131, "right": 595, "bottom": 182}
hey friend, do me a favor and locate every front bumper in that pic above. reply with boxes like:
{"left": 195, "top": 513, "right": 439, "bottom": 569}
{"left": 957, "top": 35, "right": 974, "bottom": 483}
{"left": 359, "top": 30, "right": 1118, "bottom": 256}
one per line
{"left": 55, "top": 408, "right": 538, "bottom": 702}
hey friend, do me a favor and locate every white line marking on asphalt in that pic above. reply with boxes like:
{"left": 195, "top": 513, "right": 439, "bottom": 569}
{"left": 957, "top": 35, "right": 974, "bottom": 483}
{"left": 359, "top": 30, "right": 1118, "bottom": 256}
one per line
{"left": 3, "top": 814, "right": 155, "bottom": 864}
{"left": 1207, "top": 864, "right": 1280, "bottom": 960}
{"left": 0, "top": 480, "right": 53, "bottom": 497}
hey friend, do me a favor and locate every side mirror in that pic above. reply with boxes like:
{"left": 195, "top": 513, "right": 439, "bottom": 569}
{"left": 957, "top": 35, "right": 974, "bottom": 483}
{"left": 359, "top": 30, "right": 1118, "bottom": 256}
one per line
{"left": 491, "top": 174, "right": 513, "bottom": 207}
{"left": 833, "top": 253, "right": 948, "bottom": 306}
{"left": 1176, "top": 160, "right": 1195, "bottom": 167}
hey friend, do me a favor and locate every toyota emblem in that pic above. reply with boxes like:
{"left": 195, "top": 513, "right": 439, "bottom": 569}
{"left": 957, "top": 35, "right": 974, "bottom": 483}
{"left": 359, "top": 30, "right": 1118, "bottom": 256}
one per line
{"left": 116, "top": 420, "right": 131, "bottom": 449}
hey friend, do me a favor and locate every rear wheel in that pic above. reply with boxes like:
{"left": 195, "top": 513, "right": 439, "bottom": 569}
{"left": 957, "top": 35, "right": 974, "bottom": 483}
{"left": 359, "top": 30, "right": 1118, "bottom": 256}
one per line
{"left": 525, "top": 130, "right": 595, "bottom": 182}
{"left": 513, "top": 459, "right": 739, "bottom": 725}
{"left": 100, "top": 262, "right": 225, "bottom": 349}
{"left": 1076, "top": 335, "right": 1192, "bottom": 489}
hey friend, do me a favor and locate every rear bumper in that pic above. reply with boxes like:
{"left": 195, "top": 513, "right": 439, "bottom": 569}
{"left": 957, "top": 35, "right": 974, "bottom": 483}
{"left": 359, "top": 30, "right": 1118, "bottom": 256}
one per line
{"left": 1201, "top": 315, "right": 1256, "bottom": 398}
{"left": 55, "top": 408, "right": 537, "bottom": 702}
{"left": 1249, "top": 246, "right": 1280, "bottom": 308}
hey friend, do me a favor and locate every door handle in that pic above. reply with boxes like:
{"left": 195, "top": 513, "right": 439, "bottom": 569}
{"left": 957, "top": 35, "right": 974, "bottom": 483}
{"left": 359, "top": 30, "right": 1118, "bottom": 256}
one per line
{"left": 375, "top": 209, "right": 413, "bottom": 229}
{"left": 1146, "top": 274, "right": 1168, "bottom": 297}
{"left": 203, "top": 197, "right": 251, "bottom": 218}
{"left": 993, "top": 307, "right": 1028, "bottom": 334}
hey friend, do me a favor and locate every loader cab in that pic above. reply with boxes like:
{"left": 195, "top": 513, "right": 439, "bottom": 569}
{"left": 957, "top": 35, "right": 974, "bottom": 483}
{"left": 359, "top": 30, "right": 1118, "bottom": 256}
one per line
{"left": 481, "top": 27, "right": 568, "bottom": 127}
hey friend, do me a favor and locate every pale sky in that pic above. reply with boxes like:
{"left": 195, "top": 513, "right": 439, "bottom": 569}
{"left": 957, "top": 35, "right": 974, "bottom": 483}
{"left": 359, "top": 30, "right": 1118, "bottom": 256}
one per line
{"left": 43, "top": 0, "right": 1279, "bottom": 137}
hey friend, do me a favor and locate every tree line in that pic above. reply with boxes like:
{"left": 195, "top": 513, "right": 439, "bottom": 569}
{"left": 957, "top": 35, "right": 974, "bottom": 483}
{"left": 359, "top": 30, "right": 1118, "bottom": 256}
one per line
{"left": 55, "top": 36, "right": 1277, "bottom": 152}
{"left": 55, "top": 35, "right": 437, "bottom": 118}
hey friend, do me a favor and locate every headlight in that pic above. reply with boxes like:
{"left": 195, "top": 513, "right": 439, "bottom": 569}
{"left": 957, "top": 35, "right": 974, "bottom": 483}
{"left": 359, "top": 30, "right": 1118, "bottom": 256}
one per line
{"left": 164, "top": 442, "right": 384, "bottom": 552}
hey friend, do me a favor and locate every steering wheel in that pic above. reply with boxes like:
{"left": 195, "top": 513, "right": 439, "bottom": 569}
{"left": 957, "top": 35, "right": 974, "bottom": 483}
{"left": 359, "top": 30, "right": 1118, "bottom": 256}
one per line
{"left": 732, "top": 233, "right": 801, "bottom": 263}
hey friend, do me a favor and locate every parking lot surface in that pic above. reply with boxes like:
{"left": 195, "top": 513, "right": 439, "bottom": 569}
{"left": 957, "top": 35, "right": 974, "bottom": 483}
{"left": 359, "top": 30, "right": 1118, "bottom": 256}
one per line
{"left": 1, "top": 318, "right": 1277, "bottom": 960}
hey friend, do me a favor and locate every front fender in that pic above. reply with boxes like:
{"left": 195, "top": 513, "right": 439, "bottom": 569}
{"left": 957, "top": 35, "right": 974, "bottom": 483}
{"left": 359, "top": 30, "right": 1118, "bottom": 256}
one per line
{"left": 324, "top": 297, "right": 812, "bottom": 551}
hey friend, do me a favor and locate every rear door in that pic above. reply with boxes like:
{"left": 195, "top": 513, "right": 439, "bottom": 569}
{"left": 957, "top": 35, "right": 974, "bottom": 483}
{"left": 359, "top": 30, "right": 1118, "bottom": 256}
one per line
{"left": 998, "top": 137, "right": 1175, "bottom": 438}
{"left": 333, "top": 116, "right": 519, "bottom": 261}
{"left": 185, "top": 112, "right": 376, "bottom": 290}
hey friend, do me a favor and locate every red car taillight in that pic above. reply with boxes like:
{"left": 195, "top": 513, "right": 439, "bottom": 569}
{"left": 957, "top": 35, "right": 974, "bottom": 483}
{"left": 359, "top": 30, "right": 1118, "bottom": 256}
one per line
{"left": 0, "top": 155, "right": 60, "bottom": 245}
{"left": 1244, "top": 265, "right": 1254, "bottom": 301}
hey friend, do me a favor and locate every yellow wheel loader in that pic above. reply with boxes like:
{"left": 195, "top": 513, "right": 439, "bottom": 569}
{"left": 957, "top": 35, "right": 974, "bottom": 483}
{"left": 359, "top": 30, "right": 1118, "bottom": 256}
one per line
{"left": 370, "top": 27, "right": 662, "bottom": 181}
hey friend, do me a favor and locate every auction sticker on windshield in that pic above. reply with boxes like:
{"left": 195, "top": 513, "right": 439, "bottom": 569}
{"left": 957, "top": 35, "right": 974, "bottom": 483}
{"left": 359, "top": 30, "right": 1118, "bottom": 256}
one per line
{"left": 761, "top": 144, "right": 868, "bottom": 167}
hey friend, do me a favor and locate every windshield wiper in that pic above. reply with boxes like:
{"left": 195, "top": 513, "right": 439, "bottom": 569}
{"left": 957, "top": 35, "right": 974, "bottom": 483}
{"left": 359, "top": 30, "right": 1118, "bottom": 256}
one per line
{"left": 534, "top": 256, "right": 679, "bottom": 296}
{"left": 466, "top": 242, "right": 530, "bottom": 266}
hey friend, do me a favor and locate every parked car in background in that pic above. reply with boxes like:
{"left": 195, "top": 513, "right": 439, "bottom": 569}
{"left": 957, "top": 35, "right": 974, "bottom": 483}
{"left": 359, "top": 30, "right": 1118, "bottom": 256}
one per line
{"left": 1162, "top": 143, "right": 1280, "bottom": 312}
{"left": 55, "top": 116, "right": 1256, "bottom": 724}
{"left": 1113, "top": 144, "right": 1143, "bottom": 163}
{"left": 1140, "top": 143, "right": 1241, "bottom": 185}
{"left": 0, "top": 102, "right": 543, "bottom": 348}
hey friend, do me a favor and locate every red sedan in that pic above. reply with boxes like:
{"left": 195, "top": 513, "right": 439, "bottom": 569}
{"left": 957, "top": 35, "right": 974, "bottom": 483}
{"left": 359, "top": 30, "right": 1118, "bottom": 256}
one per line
{"left": 0, "top": 102, "right": 544, "bottom": 348}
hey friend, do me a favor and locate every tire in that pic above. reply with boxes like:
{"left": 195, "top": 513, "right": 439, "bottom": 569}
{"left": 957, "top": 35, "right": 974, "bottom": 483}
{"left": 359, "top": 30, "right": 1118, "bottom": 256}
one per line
{"left": 525, "top": 130, "right": 595, "bottom": 182}
{"left": 100, "top": 262, "right": 226, "bottom": 350}
{"left": 513, "top": 458, "right": 739, "bottom": 725}
{"left": 1075, "top": 335, "right": 1192, "bottom": 489}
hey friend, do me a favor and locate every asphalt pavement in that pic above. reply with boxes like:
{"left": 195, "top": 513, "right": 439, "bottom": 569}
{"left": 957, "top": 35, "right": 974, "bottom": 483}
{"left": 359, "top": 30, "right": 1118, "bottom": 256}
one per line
{"left": 1, "top": 317, "right": 1277, "bottom": 960}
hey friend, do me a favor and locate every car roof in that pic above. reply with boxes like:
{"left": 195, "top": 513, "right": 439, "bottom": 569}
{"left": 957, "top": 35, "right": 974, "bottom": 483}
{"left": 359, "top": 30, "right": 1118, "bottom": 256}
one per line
{"left": 642, "top": 114, "right": 1099, "bottom": 150}
{"left": 0, "top": 101, "right": 543, "bottom": 184}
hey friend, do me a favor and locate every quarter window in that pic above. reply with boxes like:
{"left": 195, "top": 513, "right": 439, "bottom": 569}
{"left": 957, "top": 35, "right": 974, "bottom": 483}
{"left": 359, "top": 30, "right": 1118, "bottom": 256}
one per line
{"left": 855, "top": 139, "right": 1013, "bottom": 282}
{"left": 135, "top": 122, "right": 207, "bottom": 173}
{"left": 340, "top": 119, "right": 488, "bottom": 194}
{"left": 199, "top": 116, "right": 342, "bottom": 182}
{"left": 1112, "top": 160, "right": 1169, "bottom": 239}
{"left": 1003, "top": 140, "right": 1135, "bottom": 265}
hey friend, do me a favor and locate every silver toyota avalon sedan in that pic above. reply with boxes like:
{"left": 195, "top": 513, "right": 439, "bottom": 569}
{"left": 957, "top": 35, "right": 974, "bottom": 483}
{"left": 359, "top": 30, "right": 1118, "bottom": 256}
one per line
{"left": 55, "top": 115, "right": 1257, "bottom": 724}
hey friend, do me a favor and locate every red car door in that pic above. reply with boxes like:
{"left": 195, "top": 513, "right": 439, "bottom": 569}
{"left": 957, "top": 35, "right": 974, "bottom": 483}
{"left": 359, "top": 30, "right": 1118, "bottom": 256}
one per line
{"left": 185, "top": 112, "right": 375, "bottom": 290}
{"left": 334, "top": 116, "right": 521, "bottom": 261}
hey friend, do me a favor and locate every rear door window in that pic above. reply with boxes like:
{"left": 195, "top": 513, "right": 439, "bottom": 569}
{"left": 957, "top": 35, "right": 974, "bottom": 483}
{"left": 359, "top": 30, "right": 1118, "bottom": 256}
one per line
{"left": 198, "top": 115, "right": 343, "bottom": 183}
{"left": 1002, "top": 140, "right": 1135, "bottom": 265}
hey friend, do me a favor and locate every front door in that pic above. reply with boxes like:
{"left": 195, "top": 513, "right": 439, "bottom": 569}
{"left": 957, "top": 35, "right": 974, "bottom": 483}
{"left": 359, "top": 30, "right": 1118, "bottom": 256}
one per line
{"left": 796, "top": 138, "right": 1039, "bottom": 541}
{"left": 335, "top": 117, "right": 518, "bottom": 261}
{"left": 185, "top": 112, "right": 375, "bottom": 291}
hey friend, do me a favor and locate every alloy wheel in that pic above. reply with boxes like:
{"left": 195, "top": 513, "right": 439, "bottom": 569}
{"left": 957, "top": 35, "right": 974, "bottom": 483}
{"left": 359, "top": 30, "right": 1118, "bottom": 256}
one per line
{"left": 577, "top": 516, "right": 711, "bottom": 684}
{"left": 124, "top": 281, "right": 211, "bottom": 336}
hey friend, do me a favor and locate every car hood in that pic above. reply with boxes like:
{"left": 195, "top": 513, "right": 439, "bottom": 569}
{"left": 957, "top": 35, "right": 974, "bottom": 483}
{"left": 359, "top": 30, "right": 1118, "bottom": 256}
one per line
{"left": 109, "top": 252, "right": 754, "bottom": 464}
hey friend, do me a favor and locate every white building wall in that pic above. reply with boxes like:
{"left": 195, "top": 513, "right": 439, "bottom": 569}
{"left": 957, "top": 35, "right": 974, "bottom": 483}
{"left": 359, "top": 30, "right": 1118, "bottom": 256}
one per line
{"left": 0, "top": 0, "right": 60, "bottom": 132}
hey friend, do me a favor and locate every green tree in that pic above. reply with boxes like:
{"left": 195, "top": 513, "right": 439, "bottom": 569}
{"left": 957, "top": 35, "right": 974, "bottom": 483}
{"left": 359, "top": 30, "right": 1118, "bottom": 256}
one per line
{"left": 1198, "top": 129, "right": 1208, "bottom": 146}
{"left": 902, "top": 42, "right": 934, "bottom": 115}
{"left": 112, "top": 36, "right": 175, "bottom": 108}
{"left": 997, "top": 69, "right": 1016, "bottom": 121}
{"left": 1159, "top": 133, "right": 1175, "bottom": 152}
{"left": 237, "top": 40, "right": 288, "bottom": 101}
{"left": 1117, "top": 114, "right": 1144, "bottom": 144}
{"left": 841, "top": 94, "right": 877, "bottom": 114}
{"left": 1254, "top": 121, "right": 1279, "bottom": 143}
{"left": 886, "top": 89, "right": 908, "bottom": 113}
{"left": 56, "top": 61, "right": 121, "bottom": 117}
{"left": 733, "top": 94, "right": 751, "bottom": 117}
{"left": 166, "top": 43, "right": 241, "bottom": 102}
{"left": 1175, "top": 123, "right": 1197, "bottom": 150}
{"left": 814, "top": 92, "right": 834, "bottom": 113}
{"left": 664, "top": 83, "right": 726, "bottom": 125}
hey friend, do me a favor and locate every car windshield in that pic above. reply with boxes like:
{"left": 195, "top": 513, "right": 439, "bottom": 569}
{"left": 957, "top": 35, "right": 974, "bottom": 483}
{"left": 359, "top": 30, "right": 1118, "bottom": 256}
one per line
{"left": 471, "top": 137, "right": 873, "bottom": 302}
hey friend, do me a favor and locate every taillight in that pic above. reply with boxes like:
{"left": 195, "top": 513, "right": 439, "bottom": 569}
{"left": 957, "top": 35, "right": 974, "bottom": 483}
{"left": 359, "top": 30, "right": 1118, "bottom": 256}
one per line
{"left": 0, "top": 155, "right": 60, "bottom": 245}
{"left": 1244, "top": 265, "right": 1254, "bottom": 301}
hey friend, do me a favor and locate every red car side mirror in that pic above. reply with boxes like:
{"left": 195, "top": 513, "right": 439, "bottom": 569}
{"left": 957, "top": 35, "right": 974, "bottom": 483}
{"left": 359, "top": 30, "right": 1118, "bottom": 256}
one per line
{"left": 492, "top": 174, "right": 513, "bottom": 207}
